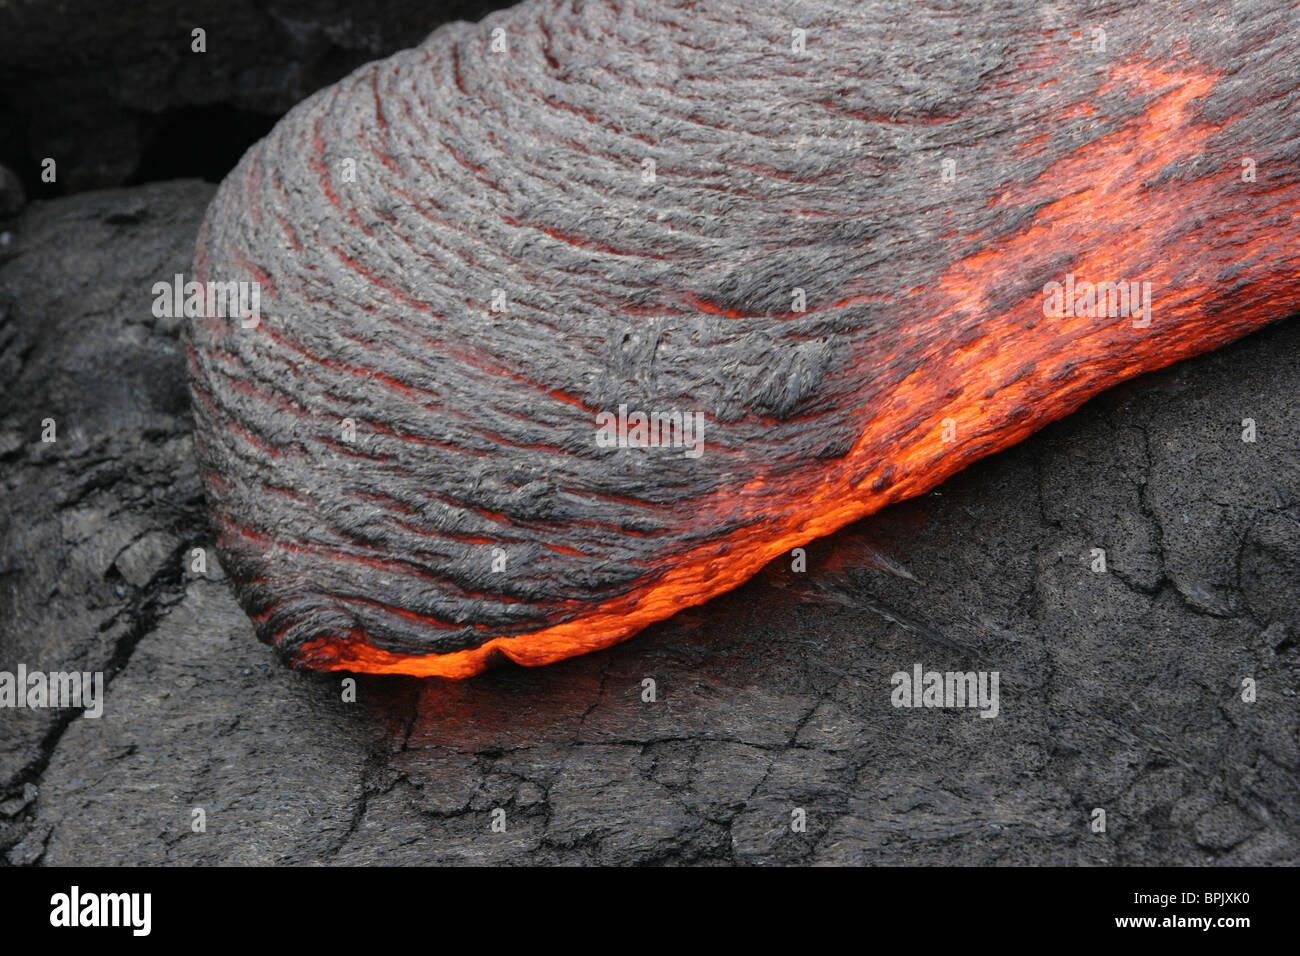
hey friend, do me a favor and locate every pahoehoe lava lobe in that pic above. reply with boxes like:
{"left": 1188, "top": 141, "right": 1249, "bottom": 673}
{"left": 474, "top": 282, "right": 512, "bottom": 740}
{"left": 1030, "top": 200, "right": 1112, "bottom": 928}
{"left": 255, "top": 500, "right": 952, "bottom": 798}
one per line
{"left": 186, "top": 0, "right": 1300, "bottom": 677}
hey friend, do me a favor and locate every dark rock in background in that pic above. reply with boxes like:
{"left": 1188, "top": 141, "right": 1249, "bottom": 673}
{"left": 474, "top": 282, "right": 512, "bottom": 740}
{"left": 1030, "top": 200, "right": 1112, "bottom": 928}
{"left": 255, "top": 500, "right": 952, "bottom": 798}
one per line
{"left": 0, "top": 0, "right": 514, "bottom": 193}
{"left": 0, "top": 165, "right": 23, "bottom": 219}
{"left": 1, "top": 183, "right": 1296, "bottom": 865}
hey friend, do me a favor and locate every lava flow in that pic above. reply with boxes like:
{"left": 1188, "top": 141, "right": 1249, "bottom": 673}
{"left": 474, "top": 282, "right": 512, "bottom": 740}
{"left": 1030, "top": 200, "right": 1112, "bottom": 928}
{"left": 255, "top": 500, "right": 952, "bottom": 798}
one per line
{"left": 186, "top": 0, "right": 1300, "bottom": 677}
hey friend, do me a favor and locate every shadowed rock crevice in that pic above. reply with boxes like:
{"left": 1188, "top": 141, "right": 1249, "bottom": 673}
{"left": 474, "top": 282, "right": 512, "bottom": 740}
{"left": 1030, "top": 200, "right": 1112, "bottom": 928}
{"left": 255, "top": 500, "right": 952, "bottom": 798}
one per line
{"left": 0, "top": 1, "right": 519, "bottom": 195}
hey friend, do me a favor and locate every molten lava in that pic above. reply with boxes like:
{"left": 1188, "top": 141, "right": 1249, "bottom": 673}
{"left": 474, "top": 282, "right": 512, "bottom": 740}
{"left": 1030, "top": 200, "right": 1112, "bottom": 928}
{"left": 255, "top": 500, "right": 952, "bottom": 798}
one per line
{"left": 186, "top": 1, "right": 1300, "bottom": 677}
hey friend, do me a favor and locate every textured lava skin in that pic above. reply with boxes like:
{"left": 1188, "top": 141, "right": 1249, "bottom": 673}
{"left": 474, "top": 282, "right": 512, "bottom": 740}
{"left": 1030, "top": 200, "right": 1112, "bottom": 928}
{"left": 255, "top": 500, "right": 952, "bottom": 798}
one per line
{"left": 187, "top": 0, "right": 1300, "bottom": 676}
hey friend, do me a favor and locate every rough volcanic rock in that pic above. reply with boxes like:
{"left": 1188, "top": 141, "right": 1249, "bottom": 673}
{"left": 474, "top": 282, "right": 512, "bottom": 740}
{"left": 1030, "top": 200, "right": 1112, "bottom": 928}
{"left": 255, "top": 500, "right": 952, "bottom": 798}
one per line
{"left": 1, "top": 182, "right": 1297, "bottom": 865}
{"left": 0, "top": 180, "right": 216, "bottom": 846}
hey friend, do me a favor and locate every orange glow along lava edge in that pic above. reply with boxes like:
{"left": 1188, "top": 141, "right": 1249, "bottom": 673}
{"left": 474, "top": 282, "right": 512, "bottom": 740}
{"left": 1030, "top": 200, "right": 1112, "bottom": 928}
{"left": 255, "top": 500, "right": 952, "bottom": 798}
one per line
{"left": 185, "top": 0, "right": 1300, "bottom": 677}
